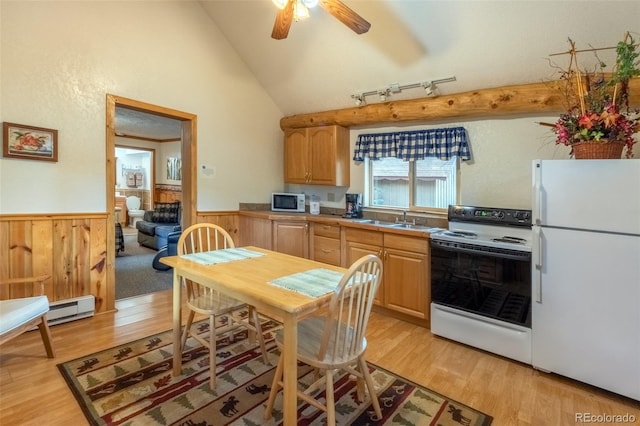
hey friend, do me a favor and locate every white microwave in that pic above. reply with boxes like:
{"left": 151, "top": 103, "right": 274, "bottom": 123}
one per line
{"left": 271, "top": 192, "right": 305, "bottom": 212}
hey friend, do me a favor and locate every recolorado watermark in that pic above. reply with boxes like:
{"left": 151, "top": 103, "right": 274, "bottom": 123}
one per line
{"left": 575, "top": 412, "right": 637, "bottom": 423}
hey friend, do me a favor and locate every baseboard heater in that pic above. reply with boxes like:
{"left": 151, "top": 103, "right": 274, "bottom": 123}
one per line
{"left": 46, "top": 295, "right": 95, "bottom": 326}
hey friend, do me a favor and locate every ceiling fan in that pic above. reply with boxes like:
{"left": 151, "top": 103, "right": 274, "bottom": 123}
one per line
{"left": 271, "top": 0, "right": 371, "bottom": 40}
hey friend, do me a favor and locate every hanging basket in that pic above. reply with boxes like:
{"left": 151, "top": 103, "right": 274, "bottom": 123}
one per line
{"left": 571, "top": 140, "right": 625, "bottom": 159}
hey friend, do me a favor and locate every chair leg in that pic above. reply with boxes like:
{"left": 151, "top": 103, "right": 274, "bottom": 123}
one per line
{"left": 209, "top": 314, "right": 216, "bottom": 389}
{"left": 264, "top": 352, "right": 284, "bottom": 420}
{"left": 359, "top": 357, "right": 382, "bottom": 420}
{"left": 37, "top": 316, "right": 55, "bottom": 358}
{"left": 251, "top": 308, "right": 269, "bottom": 364}
{"left": 325, "top": 369, "right": 336, "bottom": 426}
{"left": 181, "top": 310, "right": 196, "bottom": 351}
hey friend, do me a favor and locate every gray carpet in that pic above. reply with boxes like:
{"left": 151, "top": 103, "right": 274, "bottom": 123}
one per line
{"left": 115, "top": 235, "right": 172, "bottom": 300}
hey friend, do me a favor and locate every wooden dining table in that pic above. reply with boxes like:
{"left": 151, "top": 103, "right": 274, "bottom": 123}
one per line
{"left": 159, "top": 246, "right": 348, "bottom": 425}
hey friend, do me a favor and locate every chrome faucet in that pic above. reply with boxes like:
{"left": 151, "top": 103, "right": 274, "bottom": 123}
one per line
{"left": 396, "top": 211, "right": 415, "bottom": 225}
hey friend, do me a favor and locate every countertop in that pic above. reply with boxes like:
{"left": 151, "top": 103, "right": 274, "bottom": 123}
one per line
{"left": 238, "top": 210, "right": 446, "bottom": 237}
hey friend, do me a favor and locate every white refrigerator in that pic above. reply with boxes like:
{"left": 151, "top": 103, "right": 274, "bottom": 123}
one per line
{"left": 532, "top": 159, "right": 640, "bottom": 401}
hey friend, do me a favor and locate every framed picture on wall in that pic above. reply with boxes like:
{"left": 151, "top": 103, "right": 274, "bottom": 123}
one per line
{"left": 2, "top": 122, "right": 58, "bottom": 162}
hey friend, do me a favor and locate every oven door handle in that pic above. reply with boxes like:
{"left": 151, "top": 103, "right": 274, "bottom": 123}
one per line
{"left": 533, "top": 226, "right": 542, "bottom": 303}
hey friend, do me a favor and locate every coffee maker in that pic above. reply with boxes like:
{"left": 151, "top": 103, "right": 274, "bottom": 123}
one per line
{"left": 344, "top": 193, "right": 362, "bottom": 218}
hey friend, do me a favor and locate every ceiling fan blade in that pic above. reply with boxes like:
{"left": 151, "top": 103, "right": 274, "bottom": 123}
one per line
{"left": 319, "top": 0, "right": 371, "bottom": 35}
{"left": 271, "top": 0, "right": 295, "bottom": 40}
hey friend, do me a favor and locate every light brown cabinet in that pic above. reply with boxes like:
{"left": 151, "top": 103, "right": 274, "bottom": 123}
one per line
{"left": 283, "top": 125, "right": 350, "bottom": 186}
{"left": 239, "top": 215, "right": 308, "bottom": 258}
{"left": 345, "top": 228, "right": 430, "bottom": 324}
{"left": 115, "top": 196, "right": 126, "bottom": 226}
{"left": 155, "top": 188, "right": 182, "bottom": 204}
{"left": 272, "top": 220, "right": 309, "bottom": 258}
{"left": 310, "top": 222, "right": 341, "bottom": 266}
{"left": 239, "top": 216, "right": 272, "bottom": 249}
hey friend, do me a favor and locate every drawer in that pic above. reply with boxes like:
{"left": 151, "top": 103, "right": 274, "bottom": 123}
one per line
{"left": 384, "top": 233, "right": 428, "bottom": 254}
{"left": 313, "top": 236, "right": 341, "bottom": 266}
{"left": 345, "top": 228, "right": 383, "bottom": 246}
{"left": 312, "top": 223, "right": 340, "bottom": 239}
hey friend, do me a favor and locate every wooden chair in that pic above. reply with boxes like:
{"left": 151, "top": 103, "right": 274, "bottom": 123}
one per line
{"left": 264, "top": 254, "right": 383, "bottom": 426}
{"left": 177, "top": 223, "right": 269, "bottom": 388}
{"left": 0, "top": 275, "right": 55, "bottom": 358}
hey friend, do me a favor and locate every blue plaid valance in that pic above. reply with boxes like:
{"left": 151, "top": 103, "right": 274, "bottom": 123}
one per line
{"left": 353, "top": 127, "right": 471, "bottom": 162}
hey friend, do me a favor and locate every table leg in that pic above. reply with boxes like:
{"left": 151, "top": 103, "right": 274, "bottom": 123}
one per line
{"left": 172, "top": 271, "right": 182, "bottom": 376}
{"left": 282, "top": 313, "right": 298, "bottom": 425}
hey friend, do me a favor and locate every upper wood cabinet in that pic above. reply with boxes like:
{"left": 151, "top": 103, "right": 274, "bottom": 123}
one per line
{"left": 283, "top": 125, "right": 350, "bottom": 186}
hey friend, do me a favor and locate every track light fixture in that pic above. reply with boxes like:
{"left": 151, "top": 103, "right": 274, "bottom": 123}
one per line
{"left": 351, "top": 76, "right": 456, "bottom": 105}
{"left": 422, "top": 81, "right": 434, "bottom": 95}
{"left": 352, "top": 94, "right": 365, "bottom": 106}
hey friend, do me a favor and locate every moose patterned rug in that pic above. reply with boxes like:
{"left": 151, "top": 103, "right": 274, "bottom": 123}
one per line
{"left": 58, "top": 318, "right": 493, "bottom": 426}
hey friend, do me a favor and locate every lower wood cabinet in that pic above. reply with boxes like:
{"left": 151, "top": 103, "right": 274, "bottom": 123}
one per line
{"left": 239, "top": 215, "right": 309, "bottom": 258}
{"left": 345, "top": 228, "right": 430, "bottom": 325}
{"left": 310, "top": 222, "right": 341, "bottom": 266}
{"left": 272, "top": 220, "right": 309, "bottom": 258}
{"left": 239, "top": 214, "right": 430, "bottom": 327}
{"left": 239, "top": 216, "right": 272, "bottom": 249}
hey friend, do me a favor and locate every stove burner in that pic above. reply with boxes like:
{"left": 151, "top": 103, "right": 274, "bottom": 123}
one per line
{"left": 492, "top": 236, "right": 527, "bottom": 244}
{"left": 443, "top": 230, "right": 477, "bottom": 239}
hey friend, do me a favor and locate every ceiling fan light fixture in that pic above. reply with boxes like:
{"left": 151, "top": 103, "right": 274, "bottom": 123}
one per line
{"left": 272, "top": 0, "right": 288, "bottom": 10}
{"left": 294, "top": 0, "right": 310, "bottom": 21}
{"left": 302, "top": 0, "right": 319, "bottom": 8}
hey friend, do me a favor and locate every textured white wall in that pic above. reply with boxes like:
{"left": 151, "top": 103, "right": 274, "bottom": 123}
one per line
{"left": 296, "top": 116, "right": 568, "bottom": 211}
{"left": 0, "top": 1, "right": 284, "bottom": 213}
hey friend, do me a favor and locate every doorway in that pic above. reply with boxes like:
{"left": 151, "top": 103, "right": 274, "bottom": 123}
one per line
{"left": 106, "top": 94, "right": 197, "bottom": 303}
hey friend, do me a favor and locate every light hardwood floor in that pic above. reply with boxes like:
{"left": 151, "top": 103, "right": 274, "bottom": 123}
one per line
{"left": 1, "top": 290, "right": 638, "bottom": 425}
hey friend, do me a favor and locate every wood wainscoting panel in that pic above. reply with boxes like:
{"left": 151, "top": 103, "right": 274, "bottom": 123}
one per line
{"left": 0, "top": 213, "right": 111, "bottom": 314}
{"left": 196, "top": 211, "right": 239, "bottom": 246}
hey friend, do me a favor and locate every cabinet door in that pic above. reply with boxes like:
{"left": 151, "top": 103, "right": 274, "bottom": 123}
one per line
{"left": 308, "top": 126, "right": 336, "bottom": 185}
{"left": 272, "top": 221, "right": 309, "bottom": 258}
{"left": 384, "top": 247, "right": 428, "bottom": 319}
{"left": 307, "top": 126, "right": 350, "bottom": 186}
{"left": 345, "top": 240, "right": 384, "bottom": 305}
{"left": 239, "top": 216, "right": 272, "bottom": 249}
{"left": 284, "top": 128, "right": 309, "bottom": 183}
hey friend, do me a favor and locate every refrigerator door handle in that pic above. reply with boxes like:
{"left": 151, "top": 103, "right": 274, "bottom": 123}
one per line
{"left": 533, "top": 161, "right": 542, "bottom": 225}
{"left": 533, "top": 226, "right": 542, "bottom": 303}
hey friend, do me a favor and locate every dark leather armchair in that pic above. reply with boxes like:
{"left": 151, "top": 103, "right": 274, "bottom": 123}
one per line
{"left": 135, "top": 201, "right": 181, "bottom": 250}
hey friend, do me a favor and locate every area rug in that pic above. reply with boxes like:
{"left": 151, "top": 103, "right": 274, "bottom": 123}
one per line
{"left": 115, "top": 235, "right": 172, "bottom": 300}
{"left": 58, "top": 317, "right": 493, "bottom": 426}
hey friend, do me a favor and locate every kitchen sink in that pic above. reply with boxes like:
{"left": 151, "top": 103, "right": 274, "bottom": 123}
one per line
{"left": 348, "top": 218, "right": 434, "bottom": 231}
{"left": 380, "top": 222, "right": 424, "bottom": 229}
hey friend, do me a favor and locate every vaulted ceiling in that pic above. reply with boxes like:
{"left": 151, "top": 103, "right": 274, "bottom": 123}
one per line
{"left": 201, "top": 0, "right": 639, "bottom": 116}
{"left": 116, "top": 1, "right": 639, "bottom": 139}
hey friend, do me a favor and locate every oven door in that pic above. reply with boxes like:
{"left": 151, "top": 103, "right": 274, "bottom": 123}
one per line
{"left": 430, "top": 239, "right": 532, "bottom": 327}
{"left": 429, "top": 238, "right": 532, "bottom": 364}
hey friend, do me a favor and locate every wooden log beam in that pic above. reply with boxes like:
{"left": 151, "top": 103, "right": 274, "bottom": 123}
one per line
{"left": 280, "top": 78, "right": 640, "bottom": 130}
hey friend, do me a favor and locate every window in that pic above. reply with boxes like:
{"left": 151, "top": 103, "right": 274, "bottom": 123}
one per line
{"left": 368, "top": 157, "right": 458, "bottom": 211}
{"left": 355, "top": 126, "right": 469, "bottom": 212}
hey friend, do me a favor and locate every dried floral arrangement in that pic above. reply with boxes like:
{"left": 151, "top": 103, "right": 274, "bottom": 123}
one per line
{"left": 546, "top": 32, "right": 640, "bottom": 158}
